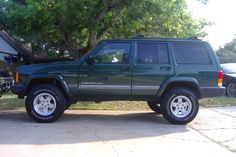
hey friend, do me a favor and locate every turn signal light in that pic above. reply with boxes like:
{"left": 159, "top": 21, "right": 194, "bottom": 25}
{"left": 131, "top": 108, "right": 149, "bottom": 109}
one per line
{"left": 15, "top": 72, "right": 19, "bottom": 83}
{"left": 218, "top": 70, "right": 223, "bottom": 86}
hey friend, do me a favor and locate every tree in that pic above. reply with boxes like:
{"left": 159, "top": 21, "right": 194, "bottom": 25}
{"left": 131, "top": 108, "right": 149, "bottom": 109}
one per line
{"left": 0, "top": 0, "right": 209, "bottom": 58}
{"left": 216, "top": 37, "right": 236, "bottom": 63}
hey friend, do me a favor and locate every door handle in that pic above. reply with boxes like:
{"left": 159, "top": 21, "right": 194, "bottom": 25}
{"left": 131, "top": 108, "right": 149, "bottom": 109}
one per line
{"left": 160, "top": 66, "right": 171, "bottom": 71}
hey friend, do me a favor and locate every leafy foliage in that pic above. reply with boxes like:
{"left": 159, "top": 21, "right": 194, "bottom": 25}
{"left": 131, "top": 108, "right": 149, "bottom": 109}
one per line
{"left": 216, "top": 38, "right": 236, "bottom": 63}
{"left": 0, "top": 0, "right": 209, "bottom": 57}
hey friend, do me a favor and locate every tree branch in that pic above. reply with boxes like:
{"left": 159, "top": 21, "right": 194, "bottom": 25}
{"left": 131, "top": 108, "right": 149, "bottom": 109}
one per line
{"left": 88, "top": 30, "right": 97, "bottom": 48}
{"left": 81, "top": 1, "right": 119, "bottom": 56}
{"left": 55, "top": 17, "right": 69, "bottom": 44}
{"left": 55, "top": 17, "right": 80, "bottom": 55}
{"left": 95, "top": 0, "right": 118, "bottom": 22}
{"left": 96, "top": 27, "right": 110, "bottom": 40}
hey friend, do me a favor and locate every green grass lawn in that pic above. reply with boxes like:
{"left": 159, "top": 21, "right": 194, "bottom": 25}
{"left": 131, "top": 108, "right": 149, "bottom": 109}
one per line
{"left": 0, "top": 93, "right": 25, "bottom": 110}
{"left": 0, "top": 92, "right": 236, "bottom": 110}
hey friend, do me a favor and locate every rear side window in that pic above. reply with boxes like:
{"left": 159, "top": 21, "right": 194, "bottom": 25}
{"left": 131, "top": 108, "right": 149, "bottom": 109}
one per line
{"left": 173, "top": 43, "right": 212, "bottom": 64}
{"left": 136, "top": 43, "right": 169, "bottom": 64}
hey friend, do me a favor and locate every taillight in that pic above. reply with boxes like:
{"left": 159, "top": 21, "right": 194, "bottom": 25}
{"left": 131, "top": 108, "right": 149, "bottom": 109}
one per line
{"left": 218, "top": 70, "right": 223, "bottom": 86}
{"left": 15, "top": 72, "right": 19, "bottom": 83}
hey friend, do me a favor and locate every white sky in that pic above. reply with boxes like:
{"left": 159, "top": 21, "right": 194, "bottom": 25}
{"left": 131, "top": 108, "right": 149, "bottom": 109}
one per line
{"left": 187, "top": 0, "right": 236, "bottom": 50}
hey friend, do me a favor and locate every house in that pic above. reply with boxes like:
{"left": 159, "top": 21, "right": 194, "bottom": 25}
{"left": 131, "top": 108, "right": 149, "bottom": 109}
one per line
{"left": 0, "top": 30, "right": 73, "bottom": 96}
{"left": 0, "top": 30, "right": 74, "bottom": 65}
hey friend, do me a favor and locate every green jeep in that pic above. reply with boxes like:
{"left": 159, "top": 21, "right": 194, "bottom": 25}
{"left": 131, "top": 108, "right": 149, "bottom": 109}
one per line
{"left": 11, "top": 37, "right": 225, "bottom": 124}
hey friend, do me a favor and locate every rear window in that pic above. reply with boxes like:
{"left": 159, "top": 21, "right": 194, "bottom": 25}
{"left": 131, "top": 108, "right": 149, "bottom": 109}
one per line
{"left": 173, "top": 43, "right": 212, "bottom": 64}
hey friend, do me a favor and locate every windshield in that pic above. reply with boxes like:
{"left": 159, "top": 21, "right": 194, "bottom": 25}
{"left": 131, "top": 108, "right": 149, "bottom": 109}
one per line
{"left": 221, "top": 63, "right": 236, "bottom": 73}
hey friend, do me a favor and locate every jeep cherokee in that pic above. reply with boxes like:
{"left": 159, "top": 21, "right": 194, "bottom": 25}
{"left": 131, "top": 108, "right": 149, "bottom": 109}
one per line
{"left": 11, "top": 37, "right": 225, "bottom": 124}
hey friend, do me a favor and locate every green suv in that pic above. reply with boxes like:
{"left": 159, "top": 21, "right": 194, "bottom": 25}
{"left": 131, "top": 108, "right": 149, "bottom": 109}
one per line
{"left": 11, "top": 37, "right": 225, "bottom": 124}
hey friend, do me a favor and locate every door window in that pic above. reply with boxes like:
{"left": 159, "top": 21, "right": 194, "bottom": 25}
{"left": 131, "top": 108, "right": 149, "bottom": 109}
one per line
{"left": 136, "top": 43, "right": 169, "bottom": 64}
{"left": 94, "top": 43, "right": 130, "bottom": 64}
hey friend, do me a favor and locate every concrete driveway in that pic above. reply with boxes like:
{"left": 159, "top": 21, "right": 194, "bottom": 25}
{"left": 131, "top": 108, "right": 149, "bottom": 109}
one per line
{"left": 0, "top": 107, "right": 235, "bottom": 157}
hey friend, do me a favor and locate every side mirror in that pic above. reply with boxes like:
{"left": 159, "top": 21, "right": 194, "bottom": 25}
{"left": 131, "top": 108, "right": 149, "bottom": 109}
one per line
{"left": 86, "top": 56, "right": 95, "bottom": 65}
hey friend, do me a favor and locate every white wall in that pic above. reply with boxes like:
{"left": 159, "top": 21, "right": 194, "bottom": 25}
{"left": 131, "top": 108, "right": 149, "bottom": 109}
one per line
{"left": 0, "top": 37, "right": 18, "bottom": 55}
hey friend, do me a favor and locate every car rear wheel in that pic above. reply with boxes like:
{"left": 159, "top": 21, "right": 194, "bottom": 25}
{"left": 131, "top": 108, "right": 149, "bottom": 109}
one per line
{"left": 161, "top": 88, "right": 199, "bottom": 125}
{"left": 26, "top": 84, "right": 66, "bottom": 123}
{"left": 226, "top": 83, "right": 236, "bottom": 97}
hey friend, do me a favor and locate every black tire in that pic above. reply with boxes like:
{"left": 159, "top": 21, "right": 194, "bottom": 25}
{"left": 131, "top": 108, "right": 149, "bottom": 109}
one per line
{"left": 161, "top": 88, "right": 199, "bottom": 125}
{"left": 25, "top": 84, "right": 67, "bottom": 123}
{"left": 226, "top": 82, "right": 236, "bottom": 97}
{"left": 147, "top": 101, "right": 162, "bottom": 113}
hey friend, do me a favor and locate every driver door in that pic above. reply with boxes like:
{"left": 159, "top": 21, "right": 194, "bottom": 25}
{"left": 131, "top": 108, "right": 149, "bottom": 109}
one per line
{"left": 78, "top": 42, "right": 132, "bottom": 99}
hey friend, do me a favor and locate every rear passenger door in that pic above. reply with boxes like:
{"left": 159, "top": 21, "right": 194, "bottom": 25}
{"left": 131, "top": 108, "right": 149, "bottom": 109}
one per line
{"left": 132, "top": 42, "right": 174, "bottom": 96}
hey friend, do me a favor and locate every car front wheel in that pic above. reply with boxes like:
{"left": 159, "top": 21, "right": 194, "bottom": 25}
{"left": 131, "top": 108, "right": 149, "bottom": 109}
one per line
{"left": 161, "top": 88, "right": 199, "bottom": 125}
{"left": 147, "top": 101, "right": 162, "bottom": 113}
{"left": 25, "top": 84, "right": 66, "bottom": 123}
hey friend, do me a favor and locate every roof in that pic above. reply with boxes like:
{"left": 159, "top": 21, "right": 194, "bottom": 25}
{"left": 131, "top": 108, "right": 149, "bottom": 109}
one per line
{"left": 0, "top": 30, "right": 31, "bottom": 60}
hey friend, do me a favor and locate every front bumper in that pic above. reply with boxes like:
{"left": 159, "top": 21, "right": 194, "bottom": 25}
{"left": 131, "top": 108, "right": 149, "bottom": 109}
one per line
{"left": 0, "top": 77, "right": 13, "bottom": 96}
{"left": 11, "top": 84, "right": 25, "bottom": 98}
{"left": 200, "top": 86, "right": 226, "bottom": 98}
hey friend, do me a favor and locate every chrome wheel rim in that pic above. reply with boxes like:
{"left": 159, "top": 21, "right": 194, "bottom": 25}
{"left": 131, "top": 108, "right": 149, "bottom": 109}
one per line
{"left": 33, "top": 93, "right": 56, "bottom": 116}
{"left": 227, "top": 83, "right": 236, "bottom": 97}
{"left": 170, "top": 96, "right": 192, "bottom": 118}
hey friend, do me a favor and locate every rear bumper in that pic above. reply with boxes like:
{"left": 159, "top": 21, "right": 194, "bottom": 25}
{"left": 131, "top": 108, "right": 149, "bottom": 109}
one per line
{"left": 200, "top": 86, "right": 225, "bottom": 98}
{"left": 11, "top": 84, "right": 25, "bottom": 98}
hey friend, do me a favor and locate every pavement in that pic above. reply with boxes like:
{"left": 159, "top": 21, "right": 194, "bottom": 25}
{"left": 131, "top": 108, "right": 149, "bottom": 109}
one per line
{"left": 0, "top": 107, "right": 235, "bottom": 157}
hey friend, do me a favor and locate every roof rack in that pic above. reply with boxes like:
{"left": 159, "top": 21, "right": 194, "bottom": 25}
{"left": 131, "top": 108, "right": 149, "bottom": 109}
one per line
{"left": 188, "top": 36, "right": 200, "bottom": 40}
{"left": 131, "top": 35, "right": 145, "bottom": 39}
{"left": 131, "top": 35, "right": 201, "bottom": 40}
